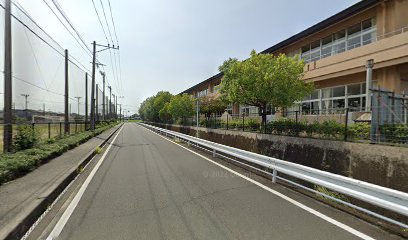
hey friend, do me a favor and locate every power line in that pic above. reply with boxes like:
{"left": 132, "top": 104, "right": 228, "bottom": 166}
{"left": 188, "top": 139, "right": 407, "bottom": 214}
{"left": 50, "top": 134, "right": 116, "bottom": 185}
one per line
{"left": 50, "top": 0, "right": 92, "bottom": 54}
{"left": 0, "top": 2, "right": 90, "bottom": 75}
{"left": 99, "top": 0, "right": 114, "bottom": 44}
{"left": 12, "top": 1, "right": 64, "bottom": 52}
{"left": 41, "top": 0, "right": 92, "bottom": 59}
{"left": 91, "top": 0, "right": 109, "bottom": 44}
{"left": 107, "top": 0, "right": 119, "bottom": 45}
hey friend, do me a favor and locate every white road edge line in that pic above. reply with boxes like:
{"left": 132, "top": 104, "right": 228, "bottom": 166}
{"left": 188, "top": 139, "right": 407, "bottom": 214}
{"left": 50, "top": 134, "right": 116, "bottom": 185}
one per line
{"left": 46, "top": 125, "right": 124, "bottom": 240}
{"left": 143, "top": 125, "right": 376, "bottom": 240}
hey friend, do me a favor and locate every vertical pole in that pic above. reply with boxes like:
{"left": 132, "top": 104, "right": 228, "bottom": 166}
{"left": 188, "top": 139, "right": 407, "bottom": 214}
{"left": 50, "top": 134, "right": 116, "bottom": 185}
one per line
{"left": 196, "top": 98, "right": 199, "bottom": 128}
{"left": 90, "top": 41, "right": 96, "bottom": 130}
{"left": 85, "top": 73, "right": 88, "bottom": 130}
{"left": 119, "top": 104, "right": 122, "bottom": 122}
{"left": 64, "top": 49, "right": 69, "bottom": 135}
{"left": 108, "top": 86, "right": 112, "bottom": 120}
{"left": 272, "top": 169, "right": 277, "bottom": 183}
{"left": 102, "top": 72, "right": 105, "bottom": 121}
{"left": 3, "top": 0, "right": 12, "bottom": 153}
{"left": 115, "top": 95, "right": 118, "bottom": 119}
{"left": 48, "top": 122, "right": 51, "bottom": 139}
{"left": 43, "top": 103, "right": 45, "bottom": 116}
{"left": 226, "top": 114, "right": 229, "bottom": 130}
{"left": 96, "top": 84, "right": 99, "bottom": 123}
{"left": 242, "top": 113, "right": 245, "bottom": 131}
{"left": 365, "top": 59, "right": 374, "bottom": 112}
{"left": 344, "top": 107, "right": 349, "bottom": 141}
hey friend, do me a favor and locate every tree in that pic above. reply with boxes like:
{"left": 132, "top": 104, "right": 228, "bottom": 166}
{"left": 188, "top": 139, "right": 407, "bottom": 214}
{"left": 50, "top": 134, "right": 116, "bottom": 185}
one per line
{"left": 167, "top": 94, "right": 195, "bottom": 123}
{"left": 138, "top": 91, "right": 173, "bottom": 122}
{"left": 220, "top": 50, "right": 313, "bottom": 129}
{"left": 200, "top": 96, "right": 228, "bottom": 118}
{"left": 159, "top": 102, "right": 172, "bottom": 122}
{"left": 154, "top": 91, "right": 173, "bottom": 121}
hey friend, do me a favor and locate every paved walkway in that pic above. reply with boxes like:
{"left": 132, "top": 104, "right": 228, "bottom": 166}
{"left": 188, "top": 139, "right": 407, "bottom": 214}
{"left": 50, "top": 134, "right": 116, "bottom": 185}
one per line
{"left": 0, "top": 125, "right": 121, "bottom": 239}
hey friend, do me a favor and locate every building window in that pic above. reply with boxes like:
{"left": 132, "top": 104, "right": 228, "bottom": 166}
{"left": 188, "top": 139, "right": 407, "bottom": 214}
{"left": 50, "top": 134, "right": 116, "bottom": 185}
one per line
{"left": 197, "top": 89, "right": 207, "bottom": 97}
{"left": 299, "top": 82, "right": 367, "bottom": 115}
{"left": 300, "top": 18, "right": 376, "bottom": 63}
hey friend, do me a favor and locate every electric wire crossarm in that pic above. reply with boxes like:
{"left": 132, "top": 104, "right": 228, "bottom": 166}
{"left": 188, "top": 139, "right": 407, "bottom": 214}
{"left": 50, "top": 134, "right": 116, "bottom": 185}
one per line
{"left": 90, "top": 41, "right": 119, "bottom": 130}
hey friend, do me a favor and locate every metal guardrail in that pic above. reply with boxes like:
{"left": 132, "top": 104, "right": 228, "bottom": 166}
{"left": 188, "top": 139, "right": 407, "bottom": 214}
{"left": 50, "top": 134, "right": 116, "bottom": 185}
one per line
{"left": 139, "top": 122, "right": 408, "bottom": 228}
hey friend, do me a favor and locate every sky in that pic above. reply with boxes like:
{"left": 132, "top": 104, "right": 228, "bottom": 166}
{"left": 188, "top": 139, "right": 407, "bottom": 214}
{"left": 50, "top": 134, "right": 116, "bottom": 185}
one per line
{"left": 10, "top": 0, "right": 360, "bottom": 115}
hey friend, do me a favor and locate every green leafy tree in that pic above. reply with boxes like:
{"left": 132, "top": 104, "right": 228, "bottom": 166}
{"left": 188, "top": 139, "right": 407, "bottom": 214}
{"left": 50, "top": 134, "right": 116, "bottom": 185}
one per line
{"left": 138, "top": 91, "right": 173, "bottom": 122}
{"left": 159, "top": 102, "right": 172, "bottom": 122}
{"left": 220, "top": 50, "right": 313, "bottom": 128}
{"left": 200, "top": 96, "right": 228, "bottom": 118}
{"left": 167, "top": 94, "right": 195, "bottom": 123}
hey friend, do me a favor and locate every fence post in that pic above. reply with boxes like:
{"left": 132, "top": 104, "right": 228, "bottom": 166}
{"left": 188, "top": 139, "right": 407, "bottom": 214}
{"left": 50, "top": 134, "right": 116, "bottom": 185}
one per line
{"left": 31, "top": 122, "right": 34, "bottom": 131}
{"left": 48, "top": 122, "right": 51, "bottom": 139}
{"left": 295, "top": 111, "right": 298, "bottom": 124}
{"left": 59, "top": 122, "right": 62, "bottom": 137}
{"left": 226, "top": 114, "right": 229, "bottom": 130}
{"left": 64, "top": 49, "right": 69, "bottom": 135}
{"left": 75, "top": 122, "right": 78, "bottom": 134}
{"left": 344, "top": 107, "right": 349, "bottom": 141}
{"left": 242, "top": 113, "right": 245, "bottom": 131}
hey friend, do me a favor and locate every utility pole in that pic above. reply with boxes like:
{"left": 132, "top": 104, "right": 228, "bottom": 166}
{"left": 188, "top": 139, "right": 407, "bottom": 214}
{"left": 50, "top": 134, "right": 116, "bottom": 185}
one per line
{"left": 119, "top": 104, "right": 122, "bottom": 122}
{"left": 112, "top": 94, "right": 115, "bottom": 119}
{"left": 21, "top": 94, "right": 29, "bottom": 110}
{"left": 85, "top": 73, "right": 88, "bottom": 129}
{"left": 3, "top": 0, "right": 12, "bottom": 152}
{"left": 90, "top": 42, "right": 119, "bottom": 126}
{"left": 96, "top": 84, "right": 99, "bottom": 123}
{"left": 75, "top": 96, "right": 81, "bottom": 115}
{"left": 115, "top": 95, "right": 118, "bottom": 119}
{"left": 101, "top": 71, "right": 106, "bottom": 121}
{"left": 21, "top": 94, "right": 29, "bottom": 119}
{"left": 64, "top": 49, "right": 69, "bottom": 135}
{"left": 90, "top": 41, "right": 96, "bottom": 130}
{"left": 108, "top": 86, "right": 112, "bottom": 120}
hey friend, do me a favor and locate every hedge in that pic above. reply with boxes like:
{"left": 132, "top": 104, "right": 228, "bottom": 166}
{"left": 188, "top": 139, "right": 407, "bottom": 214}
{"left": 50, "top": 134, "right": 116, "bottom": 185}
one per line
{"left": 0, "top": 122, "right": 119, "bottom": 185}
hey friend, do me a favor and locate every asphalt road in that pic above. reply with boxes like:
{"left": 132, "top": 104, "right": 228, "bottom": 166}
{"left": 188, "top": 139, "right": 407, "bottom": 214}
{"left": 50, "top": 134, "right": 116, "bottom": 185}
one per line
{"left": 51, "top": 123, "right": 399, "bottom": 240}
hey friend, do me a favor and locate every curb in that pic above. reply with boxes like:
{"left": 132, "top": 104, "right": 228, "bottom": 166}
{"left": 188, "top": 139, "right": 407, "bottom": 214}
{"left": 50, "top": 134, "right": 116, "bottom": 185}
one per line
{"left": 4, "top": 123, "right": 123, "bottom": 240}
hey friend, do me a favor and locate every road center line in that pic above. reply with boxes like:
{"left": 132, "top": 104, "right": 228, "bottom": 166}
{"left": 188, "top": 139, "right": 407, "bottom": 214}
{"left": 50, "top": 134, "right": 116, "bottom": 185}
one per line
{"left": 143, "top": 125, "right": 375, "bottom": 240}
{"left": 46, "top": 125, "right": 123, "bottom": 240}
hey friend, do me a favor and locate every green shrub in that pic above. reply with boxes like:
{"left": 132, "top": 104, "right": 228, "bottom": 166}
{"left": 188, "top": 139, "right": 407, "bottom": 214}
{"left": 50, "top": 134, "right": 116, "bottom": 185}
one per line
{"left": 245, "top": 118, "right": 261, "bottom": 131}
{"left": 348, "top": 122, "right": 370, "bottom": 140}
{"left": 319, "top": 120, "right": 343, "bottom": 138}
{"left": 380, "top": 124, "right": 408, "bottom": 143}
{"left": 14, "top": 125, "right": 39, "bottom": 151}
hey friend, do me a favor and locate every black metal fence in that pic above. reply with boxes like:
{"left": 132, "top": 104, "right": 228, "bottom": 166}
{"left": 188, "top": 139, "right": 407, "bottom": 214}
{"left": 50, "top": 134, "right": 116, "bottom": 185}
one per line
{"left": 160, "top": 108, "right": 373, "bottom": 142}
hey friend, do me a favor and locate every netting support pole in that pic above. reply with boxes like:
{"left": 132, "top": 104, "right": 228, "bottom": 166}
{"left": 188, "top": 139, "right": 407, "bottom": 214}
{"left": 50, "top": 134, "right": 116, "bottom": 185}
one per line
{"left": 3, "top": 0, "right": 12, "bottom": 153}
{"left": 85, "top": 73, "right": 88, "bottom": 130}
{"left": 64, "top": 49, "right": 69, "bottom": 135}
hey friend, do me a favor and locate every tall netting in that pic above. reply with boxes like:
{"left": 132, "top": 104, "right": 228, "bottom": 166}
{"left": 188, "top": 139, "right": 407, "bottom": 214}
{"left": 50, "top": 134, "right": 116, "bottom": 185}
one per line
{"left": 0, "top": 2, "right": 97, "bottom": 147}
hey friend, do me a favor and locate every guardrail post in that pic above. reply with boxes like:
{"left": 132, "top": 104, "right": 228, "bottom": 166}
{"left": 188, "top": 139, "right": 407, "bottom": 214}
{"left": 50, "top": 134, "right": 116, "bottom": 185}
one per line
{"left": 213, "top": 149, "right": 216, "bottom": 157}
{"left": 272, "top": 169, "right": 277, "bottom": 183}
{"left": 187, "top": 140, "right": 190, "bottom": 146}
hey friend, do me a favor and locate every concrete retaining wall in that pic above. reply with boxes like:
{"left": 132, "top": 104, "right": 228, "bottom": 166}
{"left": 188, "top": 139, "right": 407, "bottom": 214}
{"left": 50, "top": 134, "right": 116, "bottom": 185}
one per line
{"left": 151, "top": 123, "right": 408, "bottom": 193}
